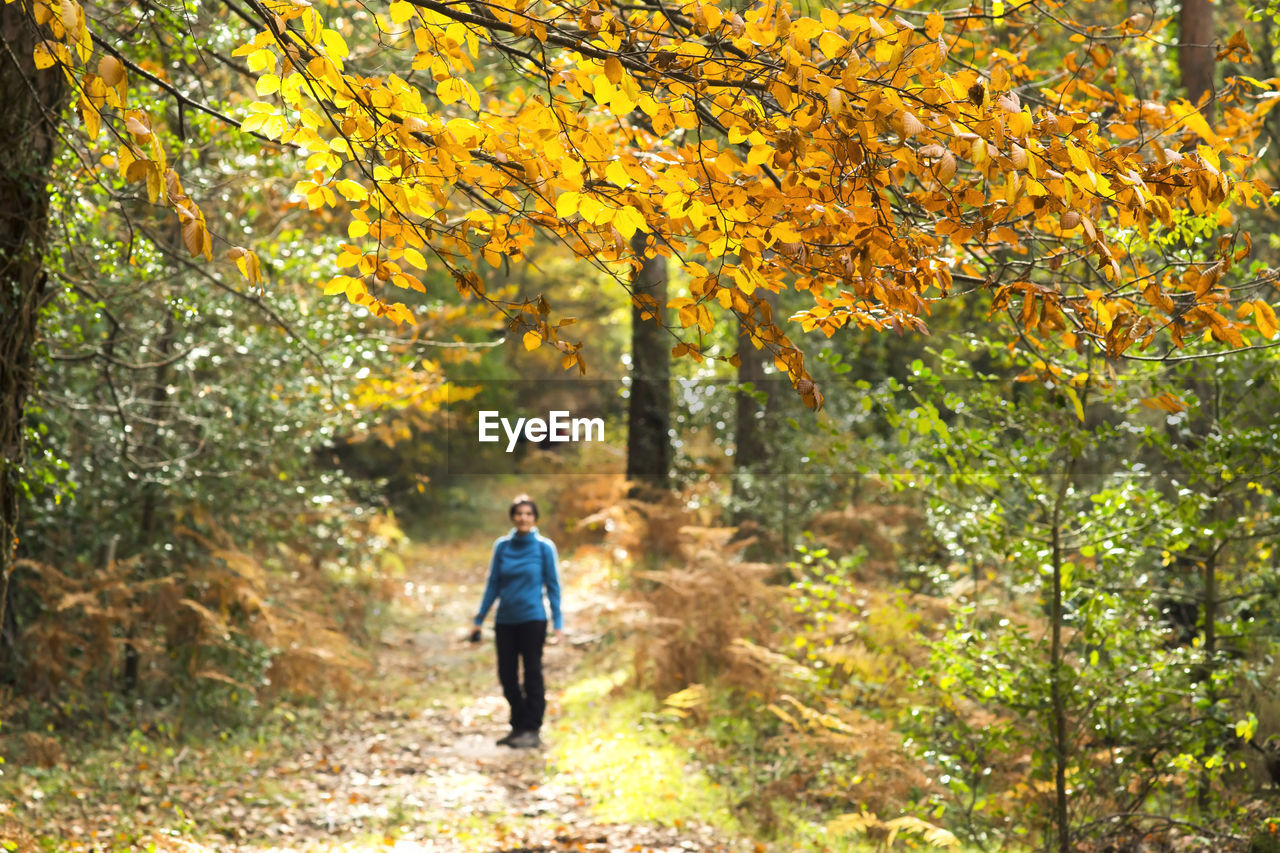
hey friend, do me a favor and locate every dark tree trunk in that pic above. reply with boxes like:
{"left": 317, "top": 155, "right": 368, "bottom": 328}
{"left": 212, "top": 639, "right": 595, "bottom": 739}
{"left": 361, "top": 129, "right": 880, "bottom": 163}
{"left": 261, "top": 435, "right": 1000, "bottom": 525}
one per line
{"left": 1179, "top": 0, "right": 1215, "bottom": 117}
{"left": 124, "top": 311, "right": 176, "bottom": 692}
{"left": 1196, "top": 546, "right": 1219, "bottom": 809}
{"left": 1049, "top": 470, "right": 1071, "bottom": 853}
{"left": 732, "top": 292, "right": 777, "bottom": 525}
{"left": 733, "top": 324, "right": 767, "bottom": 455}
{"left": 0, "top": 6, "right": 66, "bottom": 639}
{"left": 625, "top": 231, "right": 670, "bottom": 498}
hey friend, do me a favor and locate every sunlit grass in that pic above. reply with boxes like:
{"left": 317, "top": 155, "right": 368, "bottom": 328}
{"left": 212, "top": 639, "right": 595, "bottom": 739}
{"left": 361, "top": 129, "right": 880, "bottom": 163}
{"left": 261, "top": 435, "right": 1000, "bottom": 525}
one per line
{"left": 548, "top": 668, "right": 740, "bottom": 831}
{"left": 546, "top": 663, "right": 995, "bottom": 852}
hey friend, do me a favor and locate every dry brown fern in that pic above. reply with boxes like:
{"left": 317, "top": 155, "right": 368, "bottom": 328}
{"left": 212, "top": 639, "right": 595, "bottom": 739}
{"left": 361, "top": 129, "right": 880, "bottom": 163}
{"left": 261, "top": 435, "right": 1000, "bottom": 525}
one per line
{"left": 7, "top": 511, "right": 392, "bottom": 718}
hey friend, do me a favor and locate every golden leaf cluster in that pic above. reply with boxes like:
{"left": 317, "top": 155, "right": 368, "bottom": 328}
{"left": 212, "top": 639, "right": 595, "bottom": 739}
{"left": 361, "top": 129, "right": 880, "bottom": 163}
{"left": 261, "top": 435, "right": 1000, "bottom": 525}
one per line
{"left": 17, "top": 0, "right": 1280, "bottom": 395}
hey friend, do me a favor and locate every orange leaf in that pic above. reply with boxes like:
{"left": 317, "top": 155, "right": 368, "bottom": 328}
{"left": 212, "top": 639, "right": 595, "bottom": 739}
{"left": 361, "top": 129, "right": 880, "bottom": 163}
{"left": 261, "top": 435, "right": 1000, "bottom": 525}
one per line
{"left": 1255, "top": 300, "right": 1278, "bottom": 339}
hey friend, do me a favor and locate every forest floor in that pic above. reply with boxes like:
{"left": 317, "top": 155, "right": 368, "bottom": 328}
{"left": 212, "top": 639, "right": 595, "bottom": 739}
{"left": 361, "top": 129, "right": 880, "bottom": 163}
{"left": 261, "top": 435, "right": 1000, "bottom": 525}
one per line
{"left": 1, "top": 536, "right": 749, "bottom": 852}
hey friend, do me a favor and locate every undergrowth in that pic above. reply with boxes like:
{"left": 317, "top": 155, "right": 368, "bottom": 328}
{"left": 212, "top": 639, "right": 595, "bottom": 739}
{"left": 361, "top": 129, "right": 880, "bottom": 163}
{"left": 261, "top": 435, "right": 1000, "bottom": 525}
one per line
{"left": 548, "top": 663, "right": 977, "bottom": 852}
{"left": 1, "top": 507, "right": 405, "bottom": 742}
{"left": 570, "top": 481, "right": 980, "bottom": 852}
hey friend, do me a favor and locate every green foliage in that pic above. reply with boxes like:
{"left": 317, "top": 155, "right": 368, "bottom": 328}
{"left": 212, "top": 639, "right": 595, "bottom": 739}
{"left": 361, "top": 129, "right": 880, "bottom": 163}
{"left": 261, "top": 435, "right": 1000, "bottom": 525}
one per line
{"left": 5, "top": 130, "right": 419, "bottom": 723}
{"left": 866, "top": 334, "right": 1280, "bottom": 847}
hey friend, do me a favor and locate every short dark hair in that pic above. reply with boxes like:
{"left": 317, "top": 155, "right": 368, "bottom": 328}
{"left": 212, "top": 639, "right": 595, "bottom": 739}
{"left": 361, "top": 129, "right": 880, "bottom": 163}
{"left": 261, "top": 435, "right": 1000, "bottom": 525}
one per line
{"left": 509, "top": 494, "right": 539, "bottom": 520}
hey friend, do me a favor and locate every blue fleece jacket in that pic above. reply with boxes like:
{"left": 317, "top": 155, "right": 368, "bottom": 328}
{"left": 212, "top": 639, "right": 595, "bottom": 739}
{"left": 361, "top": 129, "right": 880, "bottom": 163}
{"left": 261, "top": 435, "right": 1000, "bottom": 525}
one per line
{"left": 473, "top": 528, "right": 563, "bottom": 629}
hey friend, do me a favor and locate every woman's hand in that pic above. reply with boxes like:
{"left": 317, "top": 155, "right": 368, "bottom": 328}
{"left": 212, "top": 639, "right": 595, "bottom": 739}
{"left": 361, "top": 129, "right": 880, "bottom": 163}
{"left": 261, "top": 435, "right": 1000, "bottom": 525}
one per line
{"left": 550, "top": 628, "right": 565, "bottom": 645}
{"left": 466, "top": 626, "right": 482, "bottom": 644}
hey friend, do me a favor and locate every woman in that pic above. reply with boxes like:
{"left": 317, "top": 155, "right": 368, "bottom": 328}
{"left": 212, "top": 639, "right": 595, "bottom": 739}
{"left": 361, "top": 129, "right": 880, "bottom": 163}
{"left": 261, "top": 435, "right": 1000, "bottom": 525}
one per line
{"left": 469, "top": 495, "right": 563, "bottom": 748}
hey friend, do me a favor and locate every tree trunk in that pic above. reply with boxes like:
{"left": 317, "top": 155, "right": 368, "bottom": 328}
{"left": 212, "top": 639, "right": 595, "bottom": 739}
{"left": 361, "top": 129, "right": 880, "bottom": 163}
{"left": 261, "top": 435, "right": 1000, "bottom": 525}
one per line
{"left": 625, "top": 231, "right": 670, "bottom": 498}
{"left": 1196, "top": 542, "right": 1223, "bottom": 809}
{"left": 1179, "top": 0, "right": 1215, "bottom": 117}
{"left": 732, "top": 291, "right": 777, "bottom": 525}
{"left": 0, "top": 6, "right": 67, "bottom": 639}
{"left": 1048, "top": 455, "right": 1075, "bottom": 853}
{"left": 124, "top": 310, "right": 176, "bottom": 692}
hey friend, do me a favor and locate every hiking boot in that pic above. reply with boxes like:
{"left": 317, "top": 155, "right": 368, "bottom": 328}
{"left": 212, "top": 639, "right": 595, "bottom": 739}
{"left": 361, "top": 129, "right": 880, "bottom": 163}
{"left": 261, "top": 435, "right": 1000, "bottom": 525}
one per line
{"left": 507, "top": 730, "right": 541, "bottom": 749}
{"left": 495, "top": 729, "right": 519, "bottom": 747}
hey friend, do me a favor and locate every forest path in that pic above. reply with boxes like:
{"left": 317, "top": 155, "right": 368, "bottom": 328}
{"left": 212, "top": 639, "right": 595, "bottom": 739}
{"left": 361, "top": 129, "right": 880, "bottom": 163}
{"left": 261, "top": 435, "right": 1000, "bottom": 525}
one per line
{"left": 1, "top": 536, "right": 743, "bottom": 851}
{"left": 212, "top": 536, "right": 739, "bottom": 852}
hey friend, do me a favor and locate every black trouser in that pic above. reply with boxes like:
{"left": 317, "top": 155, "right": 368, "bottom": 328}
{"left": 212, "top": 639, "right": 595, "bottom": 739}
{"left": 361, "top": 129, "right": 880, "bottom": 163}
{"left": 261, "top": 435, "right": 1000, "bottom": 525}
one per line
{"left": 495, "top": 620, "right": 547, "bottom": 732}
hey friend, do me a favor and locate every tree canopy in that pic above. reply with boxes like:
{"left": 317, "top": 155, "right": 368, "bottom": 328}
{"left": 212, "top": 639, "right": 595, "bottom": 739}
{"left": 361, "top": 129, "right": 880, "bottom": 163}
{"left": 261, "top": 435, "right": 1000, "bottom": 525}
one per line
{"left": 17, "top": 0, "right": 1280, "bottom": 409}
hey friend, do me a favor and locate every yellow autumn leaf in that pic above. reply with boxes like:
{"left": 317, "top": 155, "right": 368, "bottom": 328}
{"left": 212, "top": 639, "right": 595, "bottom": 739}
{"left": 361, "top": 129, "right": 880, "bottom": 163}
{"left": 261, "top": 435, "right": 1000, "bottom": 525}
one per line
{"left": 1066, "top": 142, "right": 1092, "bottom": 174}
{"left": 79, "top": 98, "right": 101, "bottom": 140}
{"left": 321, "top": 29, "right": 349, "bottom": 60}
{"left": 403, "top": 248, "right": 428, "bottom": 269}
{"left": 58, "top": 0, "right": 80, "bottom": 36}
{"left": 33, "top": 42, "right": 58, "bottom": 70}
{"left": 392, "top": 272, "right": 426, "bottom": 292}
{"left": 925, "top": 10, "right": 943, "bottom": 38}
{"left": 389, "top": 0, "right": 414, "bottom": 23}
{"left": 1096, "top": 300, "right": 1114, "bottom": 330}
{"left": 247, "top": 48, "right": 275, "bottom": 73}
{"left": 334, "top": 180, "right": 368, "bottom": 202}
{"left": 388, "top": 302, "right": 415, "bottom": 326}
{"left": 437, "top": 77, "right": 480, "bottom": 111}
{"left": 323, "top": 277, "right": 351, "bottom": 295}
{"left": 1255, "top": 300, "right": 1278, "bottom": 339}
{"left": 613, "top": 205, "right": 646, "bottom": 239}
{"left": 818, "top": 31, "right": 845, "bottom": 60}
{"left": 577, "top": 194, "right": 607, "bottom": 224}
{"left": 696, "top": 304, "right": 714, "bottom": 333}
{"left": 605, "top": 160, "right": 632, "bottom": 188}
{"left": 555, "top": 191, "right": 580, "bottom": 219}
{"left": 238, "top": 251, "right": 262, "bottom": 286}
{"left": 1064, "top": 386, "right": 1084, "bottom": 423}
{"left": 523, "top": 329, "right": 542, "bottom": 350}
{"left": 256, "top": 74, "right": 280, "bottom": 96}
{"left": 604, "top": 55, "right": 624, "bottom": 85}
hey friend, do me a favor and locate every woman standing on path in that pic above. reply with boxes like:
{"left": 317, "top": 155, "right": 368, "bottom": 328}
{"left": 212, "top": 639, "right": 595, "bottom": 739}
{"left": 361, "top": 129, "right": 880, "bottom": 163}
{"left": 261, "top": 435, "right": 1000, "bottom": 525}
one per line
{"left": 469, "top": 495, "right": 563, "bottom": 749}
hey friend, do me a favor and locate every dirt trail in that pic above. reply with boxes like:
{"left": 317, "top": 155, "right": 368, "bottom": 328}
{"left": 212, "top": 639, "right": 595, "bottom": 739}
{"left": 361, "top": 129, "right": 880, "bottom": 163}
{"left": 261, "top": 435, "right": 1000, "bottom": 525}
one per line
{"left": 217, "top": 539, "right": 740, "bottom": 852}
{"left": 2, "top": 537, "right": 742, "bottom": 851}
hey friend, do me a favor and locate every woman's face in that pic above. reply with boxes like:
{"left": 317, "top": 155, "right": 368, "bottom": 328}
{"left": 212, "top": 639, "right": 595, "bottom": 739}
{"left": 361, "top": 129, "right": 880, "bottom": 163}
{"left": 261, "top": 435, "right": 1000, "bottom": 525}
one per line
{"left": 511, "top": 504, "right": 536, "bottom": 533}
